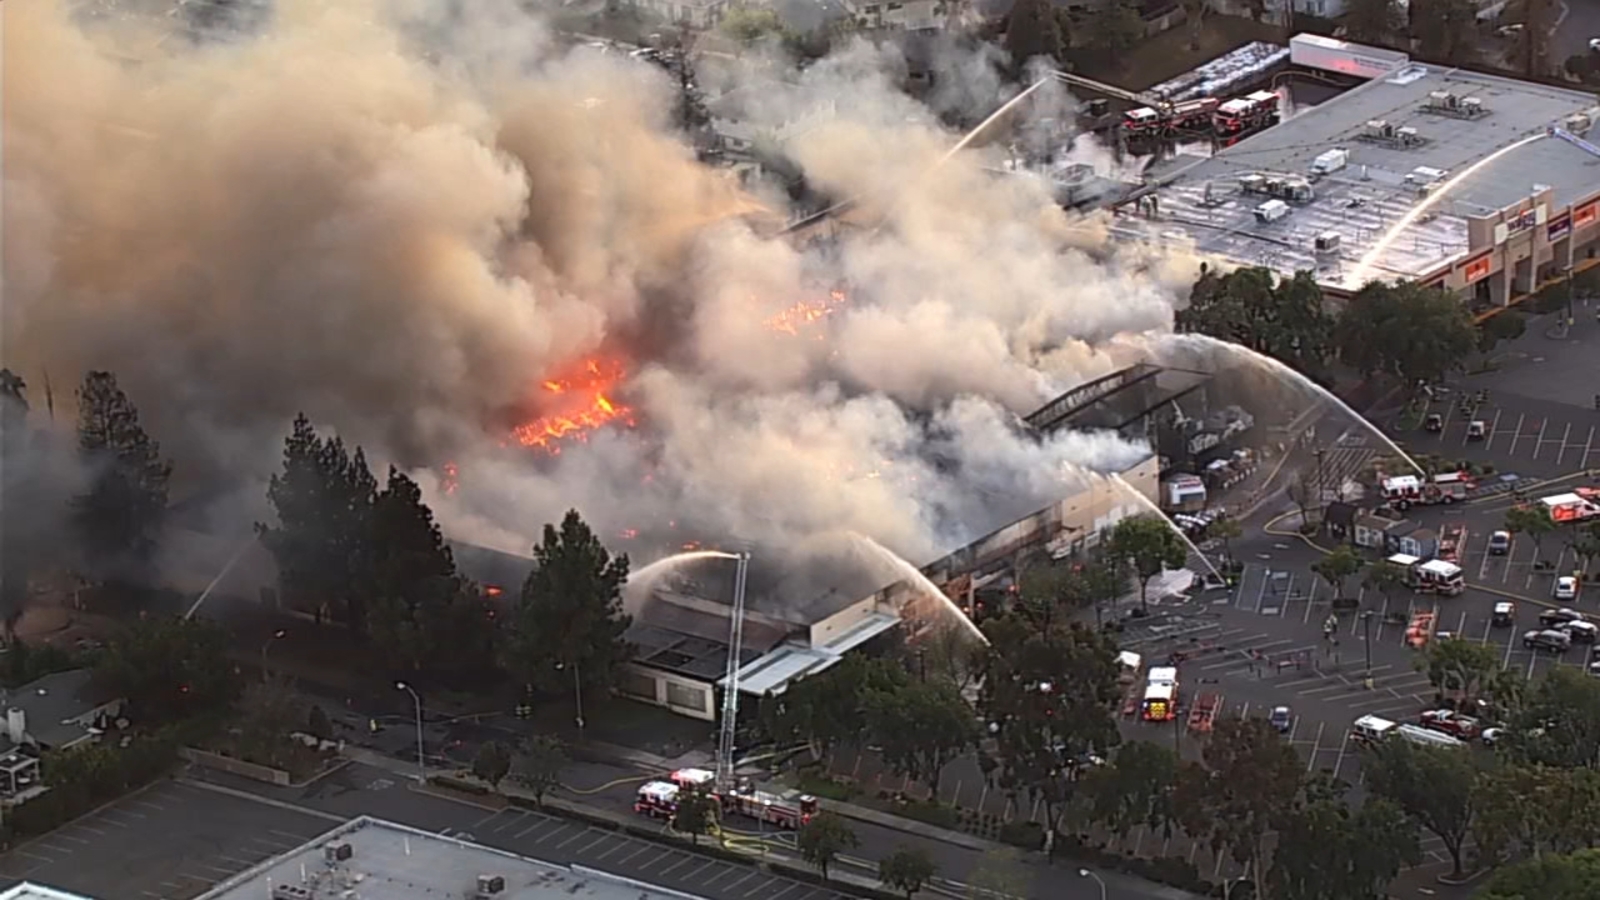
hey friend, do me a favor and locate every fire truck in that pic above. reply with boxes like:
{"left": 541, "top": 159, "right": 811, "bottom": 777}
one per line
{"left": 1122, "top": 98, "right": 1219, "bottom": 136}
{"left": 1385, "top": 554, "right": 1465, "bottom": 596}
{"left": 669, "top": 768, "right": 717, "bottom": 792}
{"left": 1438, "top": 524, "right": 1467, "bottom": 563}
{"left": 1214, "top": 91, "right": 1280, "bottom": 136}
{"left": 1141, "top": 666, "right": 1180, "bottom": 722}
{"left": 723, "top": 781, "right": 818, "bottom": 830}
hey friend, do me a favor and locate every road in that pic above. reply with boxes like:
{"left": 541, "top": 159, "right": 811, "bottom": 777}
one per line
{"left": 1554, "top": 0, "right": 1600, "bottom": 64}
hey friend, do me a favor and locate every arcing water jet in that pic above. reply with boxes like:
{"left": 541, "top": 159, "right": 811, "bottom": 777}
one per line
{"left": 1109, "top": 473, "right": 1225, "bottom": 582}
{"left": 1350, "top": 132, "right": 1546, "bottom": 285}
{"left": 845, "top": 532, "right": 990, "bottom": 645}
{"left": 1160, "top": 334, "right": 1424, "bottom": 476}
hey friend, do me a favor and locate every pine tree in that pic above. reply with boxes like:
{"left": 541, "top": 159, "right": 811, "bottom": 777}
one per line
{"left": 368, "top": 467, "right": 463, "bottom": 672}
{"left": 71, "top": 371, "right": 172, "bottom": 569}
{"left": 1, "top": 371, "right": 32, "bottom": 641}
{"left": 508, "top": 510, "right": 632, "bottom": 701}
{"left": 258, "top": 415, "right": 375, "bottom": 629}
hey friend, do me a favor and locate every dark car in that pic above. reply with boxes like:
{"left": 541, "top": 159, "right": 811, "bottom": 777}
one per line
{"left": 1525, "top": 629, "right": 1574, "bottom": 652}
{"left": 1539, "top": 608, "right": 1585, "bottom": 628}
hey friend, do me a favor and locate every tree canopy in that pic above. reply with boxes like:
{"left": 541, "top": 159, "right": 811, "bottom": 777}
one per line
{"left": 1003, "top": 0, "right": 1065, "bottom": 68}
{"left": 1173, "top": 718, "right": 1304, "bottom": 891}
{"left": 1180, "top": 267, "right": 1335, "bottom": 377}
{"left": 95, "top": 615, "right": 238, "bottom": 723}
{"left": 1481, "top": 848, "right": 1600, "bottom": 900}
{"left": 879, "top": 846, "right": 938, "bottom": 899}
{"left": 1271, "top": 783, "right": 1420, "bottom": 900}
{"left": 1362, "top": 739, "right": 1477, "bottom": 875}
{"left": 1335, "top": 280, "right": 1476, "bottom": 388}
{"left": 864, "top": 678, "right": 978, "bottom": 793}
{"left": 1504, "top": 504, "right": 1557, "bottom": 561}
{"left": 1109, "top": 516, "right": 1186, "bottom": 613}
{"left": 72, "top": 371, "right": 172, "bottom": 570}
{"left": 507, "top": 510, "right": 633, "bottom": 700}
{"left": 798, "top": 812, "right": 858, "bottom": 879}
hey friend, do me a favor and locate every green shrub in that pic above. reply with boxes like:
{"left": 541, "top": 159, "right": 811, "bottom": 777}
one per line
{"left": 998, "top": 820, "right": 1044, "bottom": 850}
{"left": 431, "top": 774, "right": 491, "bottom": 796}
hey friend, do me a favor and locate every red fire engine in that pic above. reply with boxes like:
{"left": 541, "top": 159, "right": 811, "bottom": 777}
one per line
{"left": 1214, "top": 91, "right": 1280, "bottom": 136}
{"left": 723, "top": 780, "right": 818, "bottom": 830}
{"left": 669, "top": 768, "right": 717, "bottom": 792}
{"left": 1122, "top": 98, "right": 1219, "bottom": 135}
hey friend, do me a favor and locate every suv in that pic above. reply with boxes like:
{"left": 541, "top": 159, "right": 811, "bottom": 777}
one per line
{"left": 1492, "top": 601, "right": 1516, "bottom": 626}
{"left": 1488, "top": 531, "right": 1512, "bottom": 555}
{"left": 1539, "top": 608, "right": 1584, "bottom": 628}
{"left": 1420, "top": 709, "right": 1482, "bottom": 740}
{"left": 1561, "top": 620, "right": 1599, "bottom": 644}
{"left": 1556, "top": 576, "right": 1580, "bottom": 601}
{"left": 1525, "top": 629, "right": 1574, "bottom": 652}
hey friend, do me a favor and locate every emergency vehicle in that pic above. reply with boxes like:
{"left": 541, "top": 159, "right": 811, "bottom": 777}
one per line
{"left": 1142, "top": 666, "right": 1179, "bottom": 722}
{"left": 1122, "top": 98, "right": 1219, "bottom": 135}
{"left": 1380, "top": 475, "right": 1424, "bottom": 508}
{"left": 670, "top": 768, "right": 717, "bottom": 792}
{"left": 635, "top": 780, "right": 686, "bottom": 818}
{"left": 1438, "top": 524, "right": 1467, "bottom": 563}
{"left": 1540, "top": 492, "right": 1600, "bottom": 523}
{"left": 1426, "top": 472, "right": 1474, "bottom": 504}
{"left": 1414, "top": 559, "right": 1464, "bottom": 595}
{"left": 723, "top": 780, "right": 818, "bottom": 830}
{"left": 1213, "top": 91, "right": 1280, "bottom": 136}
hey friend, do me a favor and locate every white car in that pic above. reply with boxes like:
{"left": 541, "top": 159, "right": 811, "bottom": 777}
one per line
{"left": 1591, "top": 37, "right": 1600, "bottom": 52}
{"left": 1481, "top": 727, "right": 1504, "bottom": 747}
{"left": 1555, "top": 576, "right": 1579, "bottom": 601}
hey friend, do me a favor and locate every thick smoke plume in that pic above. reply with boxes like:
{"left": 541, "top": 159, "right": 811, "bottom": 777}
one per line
{"left": 6, "top": 0, "right": 1194, "bottom": 570}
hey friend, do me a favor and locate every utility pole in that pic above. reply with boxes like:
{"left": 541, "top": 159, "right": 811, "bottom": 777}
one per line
{"left": 1314, "top": 447, "right": 1327, "bottom": 519}
{"left": 1361, "top": 611, "right": 1375, "bottom": 688}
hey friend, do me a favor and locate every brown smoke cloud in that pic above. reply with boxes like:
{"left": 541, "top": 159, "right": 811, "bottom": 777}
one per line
{"left": 5, "top": 0, "right": 1196, "bottom": 568}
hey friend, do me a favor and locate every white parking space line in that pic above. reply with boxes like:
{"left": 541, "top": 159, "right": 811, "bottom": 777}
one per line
{"left": 1533, "top": 417, "right": 1549, "bottom": 460}
{"left": 1481, "top": 408, "right": 1503, "bottom": 451}
{"left": 1557, "top": 422, "right": 1574, "bottom": 466}
{"left": 1583, "top": 425, "right": 1597, "bottom": 469}
{"left": 1507, "top": 413, "right": 1527, "bottom": 455}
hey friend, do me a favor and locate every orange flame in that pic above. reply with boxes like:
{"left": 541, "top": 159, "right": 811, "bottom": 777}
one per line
{"left": 511, "top": 357, "right": 635, "bottom": 451}
{"left": 442, "top": 462, "right": 460, "bottom": 495}
{"left": 764, "top": 289, "right": 848, "bottom": 336}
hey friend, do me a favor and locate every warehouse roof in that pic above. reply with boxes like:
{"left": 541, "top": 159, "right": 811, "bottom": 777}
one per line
{"left": 1143, "top": 63, "right": 1600, "bottom": 286}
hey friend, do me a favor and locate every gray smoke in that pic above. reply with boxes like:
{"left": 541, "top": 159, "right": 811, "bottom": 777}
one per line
{"left": 5, "top": 0, "right": 1195, "bottom": 570}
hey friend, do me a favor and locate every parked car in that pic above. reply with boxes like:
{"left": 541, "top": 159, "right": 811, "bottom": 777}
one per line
{"left": 1525, "top": 629, "right": 1574, "bottom": 652}
{"left": 1481, "top": 727, "right": 1504, "bottom": 747}
{"left": 1424, "top": 413, "right": 1443, "bottom": 433}
{"left": 1488, "top": 531, "right": 1511, "bottom": 555}
{"left": 1492, "top": 601, "right": 1516, "bottom": 626}
{"left": 1270, "top": 706, "right": 1292, "bottom": 733}
{"left": 1540, "top": 607, "right": 1584, "bottom": 627}
{"left": 1467, "top": 420, "right": 1487, "bottom": 441}
{"left": 1555, "top": 577, "right": 1580, "bottom": 601}
{"left": 1561, "top": 620, "right": 1598, "bottom": 644}
{"left": 1420, "top": 709, "right": 1482, "bottom": 740}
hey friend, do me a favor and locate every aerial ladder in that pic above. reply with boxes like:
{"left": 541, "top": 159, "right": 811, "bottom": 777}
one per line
{"left": 1050, "top": 70, "right": 1171, "bottom": 112}
{"left": 1548, "top": 125, "right": 1600, "bottom": 158}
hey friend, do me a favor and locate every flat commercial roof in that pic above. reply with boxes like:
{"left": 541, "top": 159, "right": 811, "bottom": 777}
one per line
{"left": 0, "top": 885, "right": 99, "bottom": 900}
{"left": 198, "top": 816, "right": 708, "bottom": 900}
{"left": 1144, "top": 63, "right": 1600, "bottom": 287}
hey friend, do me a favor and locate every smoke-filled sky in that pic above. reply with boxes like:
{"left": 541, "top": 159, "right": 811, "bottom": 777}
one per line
{"left": 5, "top": 0, "right": 1201, "bottom": 567}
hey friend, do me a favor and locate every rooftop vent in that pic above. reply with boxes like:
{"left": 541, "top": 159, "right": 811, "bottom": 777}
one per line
{"left": 272, "top": 886, "right": 313, "bottom": 900}
{"left": 1423, "top": 91, "right": 1488, "bottom": 119}
{"left": 477, "top": 874, "right": 507, "bottom": 896}
{"left": 1358, "top": 119, "right": 1425, "bottom": 148}
{"left": 1314, "top": 231, "right": 1342, "bottom": 254}
{"left": 323, "top": 842, "right": 353, "bottom": 862}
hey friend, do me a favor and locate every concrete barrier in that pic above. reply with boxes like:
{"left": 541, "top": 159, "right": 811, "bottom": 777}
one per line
{"left": 179, "top": 747, "right": 291, "bottom": 787}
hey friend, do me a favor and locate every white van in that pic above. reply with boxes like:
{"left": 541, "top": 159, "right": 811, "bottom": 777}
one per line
{"left": 1351, "top": 714, "right": 1396, "bottom": 745}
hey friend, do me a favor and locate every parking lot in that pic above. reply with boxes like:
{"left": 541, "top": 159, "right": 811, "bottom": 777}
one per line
{"left": 1410, "top": 388, "right": 1600, "bottom": 480}
{"left": 0, "top": 779, "right": 339, "bottom": 899}
{"left": 459, "top": 807, "right": 861, "bottom": 900}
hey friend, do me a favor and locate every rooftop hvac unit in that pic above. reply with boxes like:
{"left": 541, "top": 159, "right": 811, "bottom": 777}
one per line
{"left": 1396, "top": 126, "right": 1421, "bottom": 146}
{"left": 1566, "top": 113, "right": 1593, "bottom": 134}
{"left": 1366, "top": 119, "right": 1393, "bottom": 138}
{"left": 1427, "top": 90, "right": 1456, "bottom": 109}
{"left": 272, "top": 886, "right": 313, "bottom": 900}
{"left": 1461, "top": 97, "right": 1484, "bottom": 115}
{"left": 323, "top": 842, "right": 353, "bottom": 862}
{"left": 1314, "top": 231, "right": 1342, "bottom": 253}
{"left": 477, "top": 875, "right": 507, "bottom": 895}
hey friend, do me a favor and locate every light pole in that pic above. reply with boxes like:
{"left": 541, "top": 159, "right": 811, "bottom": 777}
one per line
{"left": 1077, "top": 868, "right": 1107, "bottom": 900}
{"left": 554, "top": 661, "right": 584, "bottom": 734}
{"left": 1314, "top": 447, "right": 1327, "bottom": 518}
{"left": 261, "top": 629, "right": 286, "bottom": 683}
{"left": 395, "top": 681, "right": 425, "bottom": 784}
{"left": 1360, "top": 611, "right": 1374, "bottom": 679}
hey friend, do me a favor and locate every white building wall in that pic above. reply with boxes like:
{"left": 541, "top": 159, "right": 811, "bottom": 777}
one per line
{"left": 620, "top": 664, "right": 717, "bottom": 720}
{"left": 808, "top": 595, "right": 880, "bottom": 648}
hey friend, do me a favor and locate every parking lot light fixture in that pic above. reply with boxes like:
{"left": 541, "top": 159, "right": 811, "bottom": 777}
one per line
{"left": 395, "top": 681, "right": 425, "bottom": 784}
{"left": 1078, "top": 868, "right": 1107, "bottom": 900}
